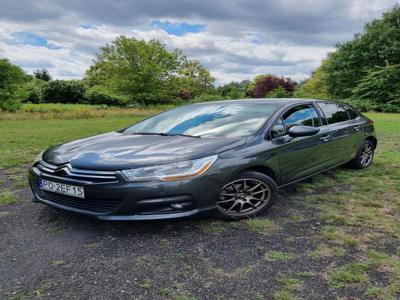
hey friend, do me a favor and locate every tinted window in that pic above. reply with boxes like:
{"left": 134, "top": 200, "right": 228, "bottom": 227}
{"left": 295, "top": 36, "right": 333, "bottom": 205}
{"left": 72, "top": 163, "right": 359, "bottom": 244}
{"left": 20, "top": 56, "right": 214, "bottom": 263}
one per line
{"left": 282, "top": 105, "right": 321, "bottom": 129}
{"left": 317, "top": 102, "right": 350, "bottom": 124}
{"left": 124, "top": 103, "right": 280, "bottom": 138}
{"left": 344, "top": 105, "right": 359, "bottom": 119}
{"left": 270, "top": 105, "right": 321, "bottom": 139}
{"left": 271, "top": 118, "right": 285, "bottom": 138}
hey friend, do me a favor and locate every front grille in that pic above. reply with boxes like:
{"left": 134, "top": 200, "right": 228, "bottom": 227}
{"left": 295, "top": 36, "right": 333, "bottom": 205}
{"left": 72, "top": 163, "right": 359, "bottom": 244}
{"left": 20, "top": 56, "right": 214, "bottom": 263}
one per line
{"left": 36, "top": 161, "right": 119, "bottom": 184}
{"left": 35, "top": 188, "right": 121, "bottom": 213}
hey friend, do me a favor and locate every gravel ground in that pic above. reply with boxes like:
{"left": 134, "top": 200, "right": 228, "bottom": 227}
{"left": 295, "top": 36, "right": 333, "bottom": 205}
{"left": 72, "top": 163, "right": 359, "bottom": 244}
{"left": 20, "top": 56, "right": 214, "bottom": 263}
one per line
{"left": 0, "top": 168, "right": 395, "bottom": 300}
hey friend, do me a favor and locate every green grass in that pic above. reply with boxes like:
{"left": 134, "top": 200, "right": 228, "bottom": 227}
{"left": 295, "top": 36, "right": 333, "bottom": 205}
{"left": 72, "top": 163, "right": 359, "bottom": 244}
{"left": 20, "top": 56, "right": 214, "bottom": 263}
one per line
{"left": 245, "top": 218, "right": 277, "bottom": 234}
{"left": 308, "top": 244, "right": 345, "bottom": 258}
{"left": 0, "top": 191, "right": 17, "bottom": 206}
{"left": 329, "top": 262, "right": 370, "bottom": 287}
{"left": 274, "top": 275, "right": 302, "bottom": 300}
{"left": 264, "top": 251, "right": 293, "bottom": 261}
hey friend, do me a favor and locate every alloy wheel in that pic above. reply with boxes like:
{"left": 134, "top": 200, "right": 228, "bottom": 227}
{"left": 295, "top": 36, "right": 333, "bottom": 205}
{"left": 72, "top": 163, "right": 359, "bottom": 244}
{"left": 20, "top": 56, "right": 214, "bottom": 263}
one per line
{"left": 360, "top": 143, "right": 374, "bottom": 167}
{"left": 217, "top": 178, "right": 271, "bottom": 217}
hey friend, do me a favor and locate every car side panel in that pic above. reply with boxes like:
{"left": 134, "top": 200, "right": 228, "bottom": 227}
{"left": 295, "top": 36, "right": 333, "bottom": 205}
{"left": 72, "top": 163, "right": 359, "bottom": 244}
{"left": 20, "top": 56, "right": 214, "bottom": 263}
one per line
{"left": 327, "top": 119, "right": 365, "bottom": 164}
{"left": 270, "top": 125, "right": 335, "bottom": 184}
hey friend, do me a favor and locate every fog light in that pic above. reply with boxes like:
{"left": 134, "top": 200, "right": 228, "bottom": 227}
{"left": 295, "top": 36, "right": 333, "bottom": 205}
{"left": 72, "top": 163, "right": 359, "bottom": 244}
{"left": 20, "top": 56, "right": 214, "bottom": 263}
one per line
{"left": 171, "top": 203, "right": 183, "bottom": 209}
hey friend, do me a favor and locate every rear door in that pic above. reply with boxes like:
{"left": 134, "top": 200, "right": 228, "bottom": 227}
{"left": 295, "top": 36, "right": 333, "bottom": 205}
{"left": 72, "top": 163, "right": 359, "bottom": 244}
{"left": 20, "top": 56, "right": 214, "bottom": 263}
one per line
{"left": 269, "top": 104, "right": 333, "bottom": 184}
{"left": 316, "top": 102, "right": 364, "bottom": 164}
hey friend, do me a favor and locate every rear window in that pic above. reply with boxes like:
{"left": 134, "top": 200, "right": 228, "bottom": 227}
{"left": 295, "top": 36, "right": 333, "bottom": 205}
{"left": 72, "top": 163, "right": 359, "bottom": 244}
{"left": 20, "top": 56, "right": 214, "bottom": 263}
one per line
{"left": 317, "top": 102, "right": 349, "bottom": 124}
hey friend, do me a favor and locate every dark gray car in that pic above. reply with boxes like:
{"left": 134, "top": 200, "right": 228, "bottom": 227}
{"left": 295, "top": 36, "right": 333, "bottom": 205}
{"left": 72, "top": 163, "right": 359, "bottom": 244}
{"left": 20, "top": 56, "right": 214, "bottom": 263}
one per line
{"left": 28, "top": 99, "right": 377, "bottom": 220}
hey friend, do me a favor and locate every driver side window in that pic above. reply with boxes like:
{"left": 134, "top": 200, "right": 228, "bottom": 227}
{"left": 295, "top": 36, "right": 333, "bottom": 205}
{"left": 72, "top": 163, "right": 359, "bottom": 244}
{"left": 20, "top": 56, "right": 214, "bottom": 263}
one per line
{"left": 270, "top": 105, "right": 321, "bottom": 139}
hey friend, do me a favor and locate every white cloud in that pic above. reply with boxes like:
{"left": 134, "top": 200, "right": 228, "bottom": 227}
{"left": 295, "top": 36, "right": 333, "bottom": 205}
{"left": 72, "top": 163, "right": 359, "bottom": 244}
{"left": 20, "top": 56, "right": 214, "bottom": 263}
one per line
{"left": 0, "top": 0, "right": 397, "bottom": 83}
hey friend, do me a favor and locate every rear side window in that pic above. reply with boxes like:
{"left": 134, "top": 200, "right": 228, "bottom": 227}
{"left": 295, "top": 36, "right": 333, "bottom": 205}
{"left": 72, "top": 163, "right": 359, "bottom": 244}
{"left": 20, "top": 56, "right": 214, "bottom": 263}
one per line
{"left": 317, "top": 102, "right": 349, "bottom": 124}
{"left": 344, "top": 105, "right": 359, "bottom": 119}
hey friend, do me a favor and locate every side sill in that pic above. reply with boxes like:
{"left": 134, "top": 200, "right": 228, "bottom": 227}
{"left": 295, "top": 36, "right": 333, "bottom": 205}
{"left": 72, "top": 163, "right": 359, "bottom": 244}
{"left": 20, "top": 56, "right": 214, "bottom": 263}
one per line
{"left": 277, "top": 160, "right": 349, "bottom": 189}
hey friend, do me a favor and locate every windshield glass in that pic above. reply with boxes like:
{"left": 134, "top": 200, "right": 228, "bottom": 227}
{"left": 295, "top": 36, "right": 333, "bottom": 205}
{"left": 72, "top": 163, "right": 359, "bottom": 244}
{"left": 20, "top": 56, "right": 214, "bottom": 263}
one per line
{"left": 123, "top": 102, "right": 280, "bottom": 138}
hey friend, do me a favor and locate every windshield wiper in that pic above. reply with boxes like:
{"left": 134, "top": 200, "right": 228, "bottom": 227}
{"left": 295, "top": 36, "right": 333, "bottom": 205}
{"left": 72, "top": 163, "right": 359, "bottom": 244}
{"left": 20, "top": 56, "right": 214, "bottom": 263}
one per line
{"left": 130, "top": 132, "right": 201, "bottom": 138}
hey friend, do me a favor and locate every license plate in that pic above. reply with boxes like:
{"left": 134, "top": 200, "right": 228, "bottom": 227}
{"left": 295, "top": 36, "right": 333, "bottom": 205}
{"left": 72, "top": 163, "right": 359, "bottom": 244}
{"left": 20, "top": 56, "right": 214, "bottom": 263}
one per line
{"left": 39, "top": 179, "right": 85, "bottom": 198}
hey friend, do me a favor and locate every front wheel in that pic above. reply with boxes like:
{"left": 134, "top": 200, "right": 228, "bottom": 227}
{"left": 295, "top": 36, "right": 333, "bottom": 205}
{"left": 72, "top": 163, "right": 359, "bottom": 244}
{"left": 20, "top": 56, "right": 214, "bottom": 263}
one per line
{"left": 349, "top": 140, "right": 375, "bottom": 169}
{"left": 215, "top": 171, "right": 278, "bottom": 220}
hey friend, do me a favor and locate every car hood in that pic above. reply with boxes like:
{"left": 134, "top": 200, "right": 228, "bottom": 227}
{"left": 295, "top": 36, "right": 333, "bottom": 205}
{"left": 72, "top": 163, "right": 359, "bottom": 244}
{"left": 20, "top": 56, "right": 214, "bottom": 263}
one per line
{"left": 42, "top": 131, "right": 246, "bottom": 170}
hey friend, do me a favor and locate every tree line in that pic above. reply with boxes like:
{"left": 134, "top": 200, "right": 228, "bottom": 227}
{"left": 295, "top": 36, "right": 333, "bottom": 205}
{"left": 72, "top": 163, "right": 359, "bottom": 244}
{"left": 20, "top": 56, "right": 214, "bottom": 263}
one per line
{"left": 296, "top": 5, "right": 400, "bottom": 112}
{"left": 1, "top": 6, "right": 399, "bottom": 112}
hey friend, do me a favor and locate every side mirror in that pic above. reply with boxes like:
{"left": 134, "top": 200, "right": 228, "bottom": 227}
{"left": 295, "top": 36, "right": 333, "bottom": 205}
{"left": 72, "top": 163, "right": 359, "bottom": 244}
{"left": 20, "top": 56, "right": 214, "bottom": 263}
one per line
{"left": 288, "top": 125, "right": 320, "bottom": 138}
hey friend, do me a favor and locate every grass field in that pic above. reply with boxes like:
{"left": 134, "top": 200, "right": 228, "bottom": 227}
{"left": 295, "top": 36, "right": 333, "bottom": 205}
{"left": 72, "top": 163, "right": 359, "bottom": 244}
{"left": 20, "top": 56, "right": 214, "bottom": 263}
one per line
{"left": 0, "top": 103, "right": 169, "bottom": 121}
{"left": 0, "top": 110, "right": 399, "bottom": 299}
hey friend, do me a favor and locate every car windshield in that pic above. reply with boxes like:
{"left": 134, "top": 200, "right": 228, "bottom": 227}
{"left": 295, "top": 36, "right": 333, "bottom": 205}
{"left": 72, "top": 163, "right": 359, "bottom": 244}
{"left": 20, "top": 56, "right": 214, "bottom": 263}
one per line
{"left": 123, "top": 102, "right": 280, "bottom": 138}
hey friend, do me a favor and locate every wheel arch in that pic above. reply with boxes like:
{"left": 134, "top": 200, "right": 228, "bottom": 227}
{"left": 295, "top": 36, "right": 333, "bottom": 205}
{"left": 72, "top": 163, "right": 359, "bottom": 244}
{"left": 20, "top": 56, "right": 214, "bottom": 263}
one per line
{"left": 240, "top": 165, "right": 279, "bottom": 184}
{"left": 365, "top": 136, "right": 377, "bottom": 149}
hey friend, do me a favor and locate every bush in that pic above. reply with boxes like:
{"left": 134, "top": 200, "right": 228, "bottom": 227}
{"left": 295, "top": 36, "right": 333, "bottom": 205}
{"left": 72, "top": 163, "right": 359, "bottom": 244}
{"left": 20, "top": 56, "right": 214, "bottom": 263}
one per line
{"left": 178, "top": 90, "right": 192, "bottom": 100}
{"left": 191, "top": 94, "right": 227, "bottom": 102}
{"left": 0, "top": 99, "right": 22, "bottom": 112}
{"left": 85, "top": 86, "right": 128, "bottom": 106}
{"left": 251, "top": 75, "right": 296, "bottom": 98}
{"left": 24, "top": 79, "right": 46, "bottom": 103}
{"left": 217, "top": 81, "right": 249, "bottom": 99}
{"left": 42, "top": 80, "right": 86, "bottom": 103}
{"left": 265, "top": 86, "right": 291, "bottom": 98}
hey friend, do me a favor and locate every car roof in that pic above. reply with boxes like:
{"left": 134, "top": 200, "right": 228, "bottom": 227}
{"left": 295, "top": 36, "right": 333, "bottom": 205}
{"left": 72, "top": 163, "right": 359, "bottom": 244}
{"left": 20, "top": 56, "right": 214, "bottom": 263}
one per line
{"left": 195, "top": 98, "right": 326, "bottom": 106}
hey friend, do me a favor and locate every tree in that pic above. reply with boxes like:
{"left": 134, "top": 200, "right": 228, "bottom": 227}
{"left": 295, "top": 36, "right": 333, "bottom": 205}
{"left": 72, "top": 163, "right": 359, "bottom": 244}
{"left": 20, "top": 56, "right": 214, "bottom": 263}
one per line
{"left": 33, "top": 69, "right": 52, "bottom": 81}
{"left": 86, "top": 36, "right": 186, "bottom": 104}
{"left": 294, "top": 64, "right": 330, "bottom": 99}
{"left": 352, "top": 64, "right": 400, "bottom": 103}
{"left": 250, "top": 74, "right": 296, "bottom": 98}
{"left": 323, "top": 6, "right": 400, "bottom": 99}
{"left": 217, "top": 80, "right": 250, "bottom": 99}
{"left": 178, "top": 59, "right": 215, "bottom": 99}
{"left": 0, "top": 59, "right": 29, "bottom": 111}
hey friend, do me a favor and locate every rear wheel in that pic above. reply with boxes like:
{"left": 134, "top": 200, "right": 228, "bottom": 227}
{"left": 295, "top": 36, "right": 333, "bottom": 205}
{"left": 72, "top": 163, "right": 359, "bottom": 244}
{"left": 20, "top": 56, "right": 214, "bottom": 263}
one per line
{"left": 349, "top": 140, "right": 375, "bottom": 169}
{"left": 215, "top": 171, "right": 277, "bottom": 220}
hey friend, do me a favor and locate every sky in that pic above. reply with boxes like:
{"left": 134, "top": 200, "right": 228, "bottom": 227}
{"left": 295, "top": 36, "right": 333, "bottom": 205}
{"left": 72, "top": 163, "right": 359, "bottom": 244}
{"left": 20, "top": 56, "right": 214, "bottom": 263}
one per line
{"left": 0, "top": 0, "right": 397, "bottom": 85}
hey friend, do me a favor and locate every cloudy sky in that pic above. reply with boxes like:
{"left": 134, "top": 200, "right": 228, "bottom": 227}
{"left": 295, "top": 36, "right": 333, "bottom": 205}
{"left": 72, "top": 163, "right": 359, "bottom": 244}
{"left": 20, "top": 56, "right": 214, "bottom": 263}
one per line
{"left": 0, "top": 0, "right": 397, "bottom": 85}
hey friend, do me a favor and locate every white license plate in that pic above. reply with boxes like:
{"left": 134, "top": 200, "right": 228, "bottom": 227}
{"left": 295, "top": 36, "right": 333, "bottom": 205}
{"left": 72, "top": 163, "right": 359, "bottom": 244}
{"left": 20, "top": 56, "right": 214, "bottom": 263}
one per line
{"left": 39, "top": 179, "right": 85, "bottom": 198}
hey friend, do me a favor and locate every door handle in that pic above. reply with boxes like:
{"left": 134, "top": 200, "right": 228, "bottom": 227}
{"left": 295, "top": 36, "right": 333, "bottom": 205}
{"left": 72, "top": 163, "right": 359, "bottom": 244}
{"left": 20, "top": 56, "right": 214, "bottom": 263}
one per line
{"left": 320, "top": 134, "right": 331, "bottom": 142}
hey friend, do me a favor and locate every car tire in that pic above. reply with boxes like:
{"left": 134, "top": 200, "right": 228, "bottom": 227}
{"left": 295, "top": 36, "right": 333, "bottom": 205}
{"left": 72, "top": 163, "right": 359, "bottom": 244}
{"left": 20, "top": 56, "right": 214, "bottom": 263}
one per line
{"left": 215, "top": 171, "right": 278, "bottom": 220}
{"left": 348, "top": 140, "right": 375, "bottom": 169}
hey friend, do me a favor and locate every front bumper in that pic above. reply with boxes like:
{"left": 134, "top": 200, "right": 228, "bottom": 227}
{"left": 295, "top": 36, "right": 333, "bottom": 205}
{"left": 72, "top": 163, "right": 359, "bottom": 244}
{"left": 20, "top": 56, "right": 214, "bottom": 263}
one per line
{"left": 28, "top": 165, "right": 224, "bottom": 220}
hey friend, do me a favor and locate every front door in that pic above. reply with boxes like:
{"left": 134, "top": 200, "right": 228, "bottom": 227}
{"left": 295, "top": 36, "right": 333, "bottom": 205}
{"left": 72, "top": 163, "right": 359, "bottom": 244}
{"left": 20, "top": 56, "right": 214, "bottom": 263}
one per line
{"left": 269, "top": 104, "right": 333, "bottom": 184}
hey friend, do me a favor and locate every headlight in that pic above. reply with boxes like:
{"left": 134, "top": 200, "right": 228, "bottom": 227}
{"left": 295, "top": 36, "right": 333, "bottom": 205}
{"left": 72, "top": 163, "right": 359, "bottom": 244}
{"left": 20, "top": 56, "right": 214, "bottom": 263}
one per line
{"left": 33, "top": 151, "right": 44, "bottom": 164}
{"left": 121, "top": 155, "right": 218, "bottom": 182}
